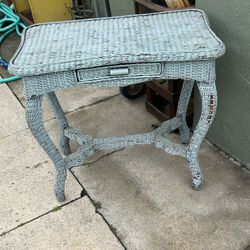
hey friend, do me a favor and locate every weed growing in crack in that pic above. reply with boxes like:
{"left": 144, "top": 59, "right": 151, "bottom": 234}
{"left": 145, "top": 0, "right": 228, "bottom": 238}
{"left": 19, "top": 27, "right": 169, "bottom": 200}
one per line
{"left": 92, "top": 200, "right": 102, "bottom": 210}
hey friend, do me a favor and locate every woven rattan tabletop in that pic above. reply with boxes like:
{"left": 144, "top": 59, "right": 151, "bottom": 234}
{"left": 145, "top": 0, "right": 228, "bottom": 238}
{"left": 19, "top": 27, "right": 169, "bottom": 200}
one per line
{"left": 9, "top": 9, "right": 225, "bottom": 76}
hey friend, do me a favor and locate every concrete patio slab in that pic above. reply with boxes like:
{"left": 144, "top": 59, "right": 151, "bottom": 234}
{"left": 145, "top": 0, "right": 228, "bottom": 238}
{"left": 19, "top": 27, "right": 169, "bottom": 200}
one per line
{"left": 0, "top": 129, "right": 82, "bottom": 234}
{"left": 0, "top": 197, "right": 123, "bottom": 250}
{"left": 64, "top": 95, "right": 157, "bottom": 137}
{"left": 44, "top": 94, "right": 159, "bottom": 163}
{"left": 3, "top": 22, "right": 250, "bottom": 250}
{"left": 0, "top": 84, "right": 26, "bottom": 139}
{"left": 8, "top": 80, "right": 120, "bottom": 121}
{"left": 42, "top": 87, "right": 120, "bottom": 121}
{"left": 73, "top": 143, "right": 250, "bottom": 250}
{"left": 1, "top": 33, "right": 20, "bottom": 61}
{"left": 66, "top": 97, "right": 250, "bottom": 250}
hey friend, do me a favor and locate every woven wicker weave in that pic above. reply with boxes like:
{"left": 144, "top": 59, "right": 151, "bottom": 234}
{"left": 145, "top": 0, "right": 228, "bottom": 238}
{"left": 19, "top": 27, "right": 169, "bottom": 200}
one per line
{"left": 9, "top": 9, "right": 224, "bottom": 76}
{"left": 9, "top": 9, "right": 225, "bottom": 202}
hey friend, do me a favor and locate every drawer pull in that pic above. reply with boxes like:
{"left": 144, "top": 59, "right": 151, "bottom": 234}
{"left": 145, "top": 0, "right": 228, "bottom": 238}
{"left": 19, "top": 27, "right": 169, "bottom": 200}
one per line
{"left": 109, "top": 68, "right": 129, "bottom": 76}
{"left": 76, "top": 63, "right": 162, "bottom": 82}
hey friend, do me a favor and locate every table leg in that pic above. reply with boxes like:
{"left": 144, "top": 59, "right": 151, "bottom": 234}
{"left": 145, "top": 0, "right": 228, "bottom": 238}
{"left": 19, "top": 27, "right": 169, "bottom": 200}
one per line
{"left": 176, "top": 80, "right": 194, "bottom": 144}
{"left": 25, "top": 96, "right": 67, "bottom": 202}
{"left": 187, "top": 81, "right": 217, "bottom": 190}
{"left": 46, "top": 92, "right": 71, "bottom": 155}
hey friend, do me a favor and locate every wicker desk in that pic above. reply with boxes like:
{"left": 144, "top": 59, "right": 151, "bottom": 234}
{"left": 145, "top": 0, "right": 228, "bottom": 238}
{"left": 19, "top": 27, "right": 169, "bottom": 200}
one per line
{"left": 9, "top": 9, "right": 225, "bottom": 202}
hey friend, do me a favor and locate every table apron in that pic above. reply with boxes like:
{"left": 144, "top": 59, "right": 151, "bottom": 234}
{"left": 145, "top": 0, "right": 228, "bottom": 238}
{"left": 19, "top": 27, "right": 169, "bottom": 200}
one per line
{"left": 23, "top": 60, "right": 215, "bottom": 99}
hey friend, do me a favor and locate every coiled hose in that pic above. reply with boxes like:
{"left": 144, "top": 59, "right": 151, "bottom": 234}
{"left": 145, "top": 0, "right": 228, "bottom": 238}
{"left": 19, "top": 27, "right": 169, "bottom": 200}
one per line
{"left": 0, "top": 1, "right": 26, "bottom": 83}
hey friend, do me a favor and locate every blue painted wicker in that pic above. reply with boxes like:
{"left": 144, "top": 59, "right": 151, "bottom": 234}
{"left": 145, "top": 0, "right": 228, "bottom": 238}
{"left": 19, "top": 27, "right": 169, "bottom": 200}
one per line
{"left": 9, "top": 9, "right": 225, "bottom": 202}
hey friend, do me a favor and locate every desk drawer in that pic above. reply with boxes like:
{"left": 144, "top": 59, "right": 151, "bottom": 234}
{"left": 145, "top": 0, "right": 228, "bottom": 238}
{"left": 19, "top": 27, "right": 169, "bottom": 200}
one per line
{"left": 76, "top": 63, "right": 162, "bottom": 82}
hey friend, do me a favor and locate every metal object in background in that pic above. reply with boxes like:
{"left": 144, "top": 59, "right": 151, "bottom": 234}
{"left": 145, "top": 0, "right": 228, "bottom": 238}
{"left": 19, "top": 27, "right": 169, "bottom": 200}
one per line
{"left": 120, "top": 83, "right": 145, "bottom": 100}
{"left": 12, "top": 0, "right": 30, "bottom": 13}
{"left": 72, "top": 0, "right": 94, "bottom": 19}
{"left": 28, "top": 0, "right": 73, "bottom": 23}
{"left": 0, "top": 1, "right": 26, "bottom": 83}
{"left": 104, "top": 0, "right": 111, "bottom": 16}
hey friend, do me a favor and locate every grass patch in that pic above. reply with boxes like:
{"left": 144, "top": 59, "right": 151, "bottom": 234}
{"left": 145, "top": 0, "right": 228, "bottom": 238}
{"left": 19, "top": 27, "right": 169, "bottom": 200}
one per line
{"left": 51, "top": 206, "right": 61, "bottom": 212}
{"left": 92, "top": 200, "right": 102, "bottom": 210}
{"left": 109, "top": 224, "right": 117, "bottom": 235}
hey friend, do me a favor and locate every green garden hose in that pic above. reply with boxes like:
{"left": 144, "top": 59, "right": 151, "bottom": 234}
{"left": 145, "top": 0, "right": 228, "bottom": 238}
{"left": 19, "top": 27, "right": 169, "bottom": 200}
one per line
{"left": 0, "top": 1, "right": 26, "bottom": 84}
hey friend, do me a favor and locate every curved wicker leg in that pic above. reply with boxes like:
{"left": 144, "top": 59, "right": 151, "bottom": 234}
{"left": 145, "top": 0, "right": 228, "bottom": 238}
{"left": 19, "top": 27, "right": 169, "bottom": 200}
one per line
{"left": 187, "top": 81, "right": 217, "bottom": 190}
{"left": 177, "top": 80, "right": 194, "bottom": 144}
{"left": 46, "top": 92, "right": 71, "bottom": 155}
{"left": 26, "top": 96, "right": 67, "bottom": 202}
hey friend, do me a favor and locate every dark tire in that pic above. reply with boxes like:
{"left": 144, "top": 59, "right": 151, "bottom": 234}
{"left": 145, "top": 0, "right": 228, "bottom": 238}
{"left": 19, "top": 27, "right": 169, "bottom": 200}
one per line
{"left": 119, "top": 83, "right": 145, "bottom": 100}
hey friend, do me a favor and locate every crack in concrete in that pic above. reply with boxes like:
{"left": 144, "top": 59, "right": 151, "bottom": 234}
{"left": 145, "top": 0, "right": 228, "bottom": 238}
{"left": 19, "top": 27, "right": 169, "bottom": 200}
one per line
{"left": 205, "top": 139, "right": 250, "bottom": 172}
{"left": 70, "top": 170, "right": 127, "bottom": 250}
{"left": 7, "top": 84, "right": 25, "bottom": 108}
{"left": 0, "top": 127, "right": 28, "bottom": 142}
{"left": 1, "top": 90, "right": 124, "bottom": 246}
{"left": 0, "top": 93, "right": 120, "bottom": 141}
{"left": 64, "top": 93, "right": 121, "bottom": 115}
{"left": 69, "top": 148, "right": 127, "bottom": 249}
{"left": 0, "top": 148, "right": 126, "bottom": 250}
{"left": 0, "top": 196, "right": 82, "bottom": 237}
{"left": 82, "top": 148, "right": 125, "bottom": 166}
{"left": 42, "top": 93, "right": 121, "bottom": 123}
